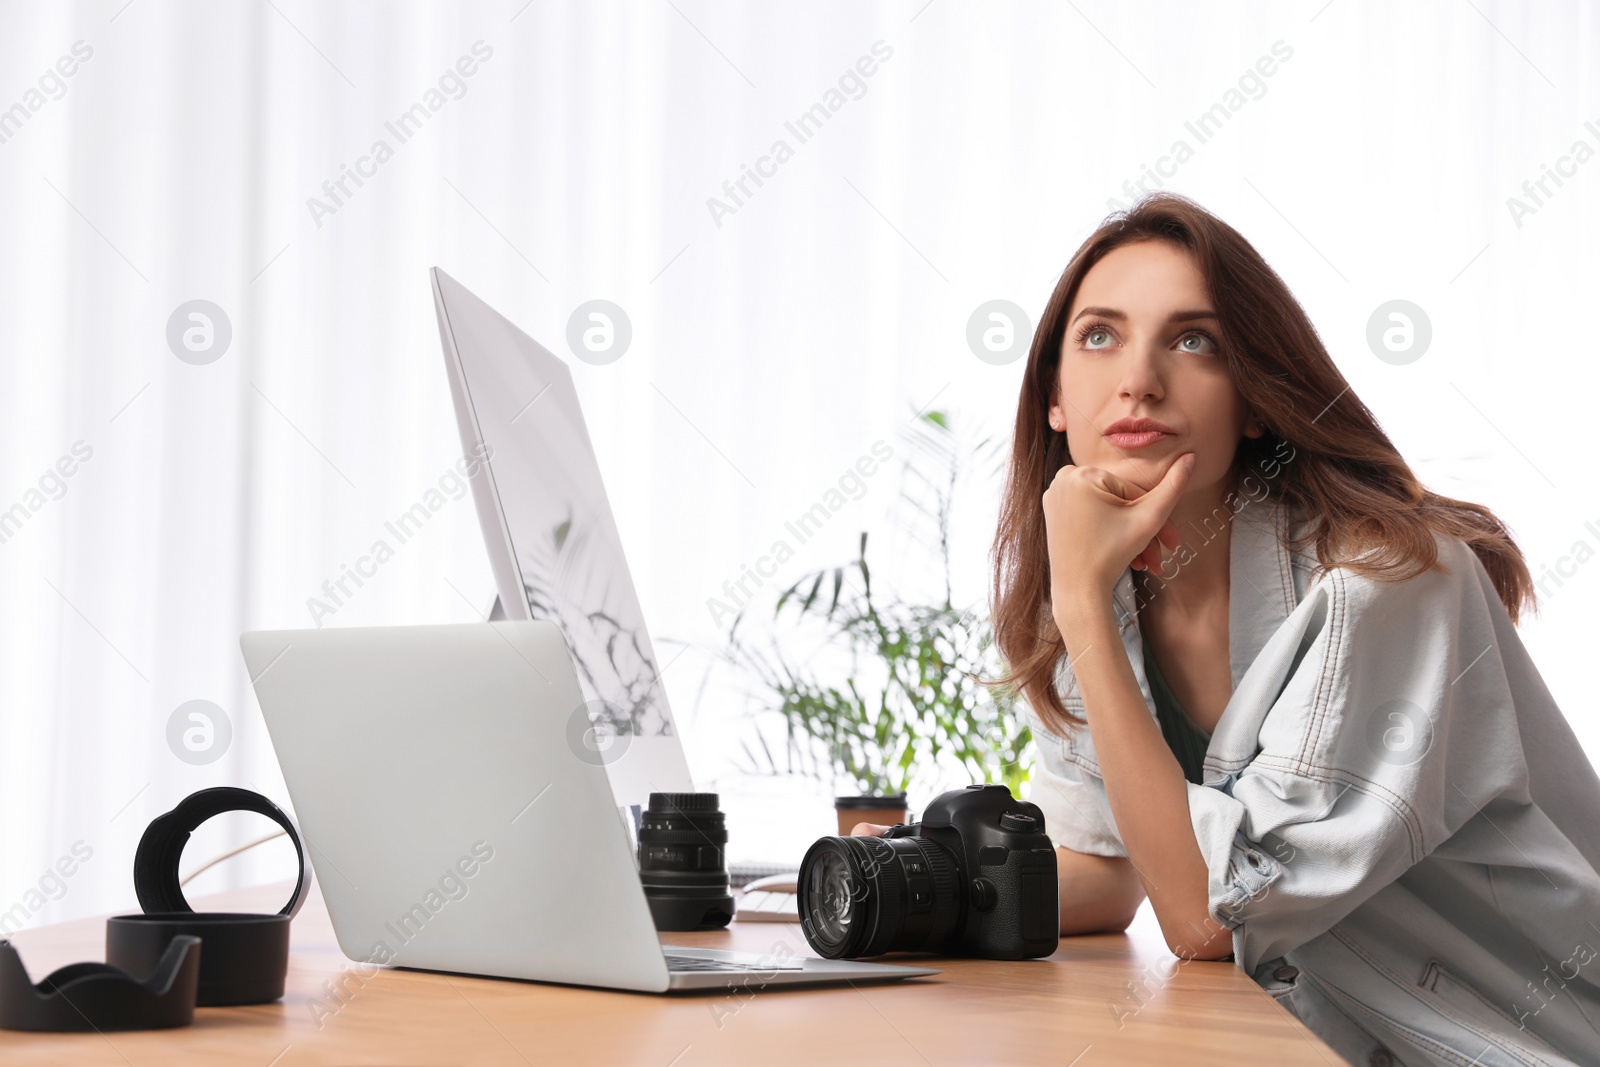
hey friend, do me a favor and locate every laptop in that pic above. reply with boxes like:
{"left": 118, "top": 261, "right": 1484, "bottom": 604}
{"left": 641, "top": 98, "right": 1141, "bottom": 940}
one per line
{"left": 239, "top": 270, "right": 937, "bottom": 991}
{"left": 242, "top": 620, "right": 939, "bottom": 992}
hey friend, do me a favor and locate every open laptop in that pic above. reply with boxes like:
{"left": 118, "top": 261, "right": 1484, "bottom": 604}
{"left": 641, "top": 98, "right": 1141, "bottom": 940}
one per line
{"left": 242, "top": 620, "right": 939, "bottom": 991}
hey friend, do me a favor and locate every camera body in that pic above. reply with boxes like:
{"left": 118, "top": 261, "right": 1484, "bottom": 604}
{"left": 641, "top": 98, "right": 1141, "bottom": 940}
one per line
{"left": 797, "top": 784, "right": 1059, "bottom": 960}
{"left": 887, "top": 784, "right": 1060, "bottom": 959}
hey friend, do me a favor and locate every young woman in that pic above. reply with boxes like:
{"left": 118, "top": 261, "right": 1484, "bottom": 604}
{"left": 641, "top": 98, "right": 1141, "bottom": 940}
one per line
{"left": 861, "top": 194, "right": 1600, "bottom": 1066}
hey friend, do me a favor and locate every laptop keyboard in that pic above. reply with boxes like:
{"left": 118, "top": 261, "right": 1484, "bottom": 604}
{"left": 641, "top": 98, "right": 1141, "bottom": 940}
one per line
{"left": 664, "top": 953, "right": 806, "bottom": 972}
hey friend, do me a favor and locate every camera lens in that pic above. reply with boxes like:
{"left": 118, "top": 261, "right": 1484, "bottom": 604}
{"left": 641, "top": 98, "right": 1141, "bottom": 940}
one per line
{"left": 803, "top": 846, "right": 860, "bottom": 948}
{"left": 637, "top": 792, "right": 733, "bottom": 931}
{"left": 797, "top": 834, "right": 960, "bottom": 958}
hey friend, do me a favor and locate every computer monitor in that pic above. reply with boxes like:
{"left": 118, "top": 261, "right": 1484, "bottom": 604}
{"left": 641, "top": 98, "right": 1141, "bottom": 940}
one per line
{"left": 430, "top": 267, "right": 694, "bottom": 811}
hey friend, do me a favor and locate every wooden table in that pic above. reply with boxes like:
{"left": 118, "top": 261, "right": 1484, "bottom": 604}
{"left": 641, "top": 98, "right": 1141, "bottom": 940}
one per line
{"left": 3, "top": 881, "right": 1339, "bottom": 1065}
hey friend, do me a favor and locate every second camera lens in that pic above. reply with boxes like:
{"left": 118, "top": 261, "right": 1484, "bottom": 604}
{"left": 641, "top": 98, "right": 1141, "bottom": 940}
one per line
{"left": 637, "top": 791, "right": 734, "bottom": 931}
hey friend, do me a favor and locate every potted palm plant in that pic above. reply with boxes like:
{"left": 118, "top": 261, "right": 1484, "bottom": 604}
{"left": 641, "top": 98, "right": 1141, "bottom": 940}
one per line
{"left": 718, "top": 411, "right": 1032, "bottom": 832}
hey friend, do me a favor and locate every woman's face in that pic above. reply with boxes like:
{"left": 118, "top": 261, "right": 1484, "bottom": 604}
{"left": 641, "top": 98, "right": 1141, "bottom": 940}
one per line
{"left": 1049, "top": 239, "right": 1261, "bottom": 499}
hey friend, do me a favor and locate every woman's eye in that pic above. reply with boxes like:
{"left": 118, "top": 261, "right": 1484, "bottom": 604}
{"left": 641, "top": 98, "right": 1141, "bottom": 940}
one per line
{"left": 1081, "top": 327, "right": 1112, "bottom": 349}
{"left": 1178, "top": 331, "right": 1218, "bottom": 355}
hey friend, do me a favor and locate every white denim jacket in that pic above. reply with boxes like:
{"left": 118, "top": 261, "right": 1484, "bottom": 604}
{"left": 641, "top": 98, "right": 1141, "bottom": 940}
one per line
{"left": 1027, "top": 494, "right": 1600, "bottom": 1067}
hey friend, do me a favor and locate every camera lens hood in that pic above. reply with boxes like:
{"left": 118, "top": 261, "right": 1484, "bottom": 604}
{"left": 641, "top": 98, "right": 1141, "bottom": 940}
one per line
{"left": 106, "top": 912, "right": 290, "bottom": 1006}
{"left": 132, "top": 787, "right": 310, "bottom": 918}
{"left": 110, "top": 788, "right": 309, "bottom": 1006}
{"left": 0, "top": 788, "right": 309, "bottom": 1030}
{"left": 0, "top": 934, "right": 200, "bottom": 1032}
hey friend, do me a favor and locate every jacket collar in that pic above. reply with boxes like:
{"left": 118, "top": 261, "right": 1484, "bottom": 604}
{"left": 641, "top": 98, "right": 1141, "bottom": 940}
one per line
{"left": 1106, "top": 494, "right": 1304, "bottom": 691}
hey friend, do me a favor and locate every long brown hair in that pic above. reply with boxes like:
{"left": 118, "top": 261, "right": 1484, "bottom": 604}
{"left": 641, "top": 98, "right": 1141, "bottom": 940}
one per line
{"left": 991, "top": 192, "right": 1536, "bottom": 738}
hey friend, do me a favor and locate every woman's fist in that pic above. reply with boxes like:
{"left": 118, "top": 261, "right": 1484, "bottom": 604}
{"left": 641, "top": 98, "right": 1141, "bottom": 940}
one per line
{"left": 1042, "top": 452, "right": 1196, "bottom": 608}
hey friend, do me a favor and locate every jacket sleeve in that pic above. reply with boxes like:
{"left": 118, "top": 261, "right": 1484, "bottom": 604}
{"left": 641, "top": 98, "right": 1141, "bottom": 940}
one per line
{"left": 1186, "top": 537, "right": 1530, "bottom": 971}
{"left": 1024, "top": 666, "right": 1129, "bottom": 859}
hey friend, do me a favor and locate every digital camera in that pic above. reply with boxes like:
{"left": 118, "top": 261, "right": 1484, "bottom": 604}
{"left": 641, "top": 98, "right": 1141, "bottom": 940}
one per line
{"left": 796, "top": 784, "right": 1059, "bottom": 960}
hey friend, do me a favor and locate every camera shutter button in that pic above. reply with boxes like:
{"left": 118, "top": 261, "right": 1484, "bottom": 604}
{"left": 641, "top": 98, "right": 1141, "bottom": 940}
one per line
{"left": 999, "top": 812, "right": 1037, "bottom": 832}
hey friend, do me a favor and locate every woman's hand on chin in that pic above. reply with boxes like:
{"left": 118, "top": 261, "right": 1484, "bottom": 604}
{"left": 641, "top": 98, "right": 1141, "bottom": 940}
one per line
{"left": 1043, "top": 452, "right": 1196, "bottom": 617}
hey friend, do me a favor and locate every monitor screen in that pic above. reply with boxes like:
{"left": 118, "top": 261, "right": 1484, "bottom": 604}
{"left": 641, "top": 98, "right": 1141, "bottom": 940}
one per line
{"left": 431, "top": 268, "right": 694, "bottom": 810}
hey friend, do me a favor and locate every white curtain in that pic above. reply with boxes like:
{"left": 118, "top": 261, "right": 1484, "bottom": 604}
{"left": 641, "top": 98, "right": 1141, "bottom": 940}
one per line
{"left": 2, "top": 0, "right": 1596, "bottom": 927}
